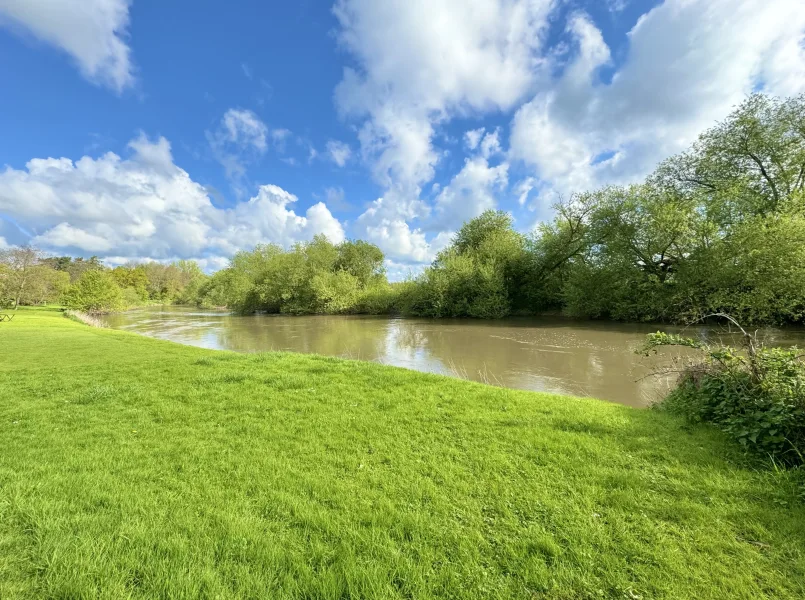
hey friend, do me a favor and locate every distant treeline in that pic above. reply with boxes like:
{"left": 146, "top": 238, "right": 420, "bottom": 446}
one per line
{"left": 0, "top": 250, "right": 205, "bottom": 314}
{"left": 2, "top": 93, "right": 804, "bottom": 323}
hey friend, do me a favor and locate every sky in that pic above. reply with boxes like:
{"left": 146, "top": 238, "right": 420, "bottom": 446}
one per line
{"left": 1, "top": 0, "right": 804, "bottom": 278}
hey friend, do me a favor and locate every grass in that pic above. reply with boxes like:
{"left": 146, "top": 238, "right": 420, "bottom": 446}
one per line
{"left": 1, "top": 309, "right": 804, "bottom": 599}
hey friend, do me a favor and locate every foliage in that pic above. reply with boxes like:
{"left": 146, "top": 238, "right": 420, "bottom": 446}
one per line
{"left": 0, "top": 263, "right": 10, "bottom": 308}
{"left": 3, "top": 310, "right": 805, "bottom": 598}
{"left": 7, "top": 93, "right": 805, "bottom": 325}
{"left": 525, "top": 93, "right": 805, "bottom": 325}
{"left": 197, "top": 236, "right": 392, "bottom": 315}
{"left": 0, "top": 246, "right": 66, "bottom": 308}
{"left": 644, "top": 320, "right": 805, "bottom": 466}
{"left": 42, "top": 255, "right": 105, "bottom": 282}
{"left": 111, "top": 265, "right": 150, "bottom": 301}
{"left": 4, "top": 246, "right": 206, "bottom": 312}
{"left": 403, "top": 210, "right": 526, "bottom": 318}
{"left": 62, "top": 269, "right": 124, "bottom": 314}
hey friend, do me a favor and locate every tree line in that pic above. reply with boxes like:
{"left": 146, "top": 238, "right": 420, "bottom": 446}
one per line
{"left": 199, "top": 93, "right": 805, "bottom": 325}
{"left": 2, "top": 93, "right": 804, "bottom": 324}
{"left": 0, "top": 248, "right": 205, "bottom": 313}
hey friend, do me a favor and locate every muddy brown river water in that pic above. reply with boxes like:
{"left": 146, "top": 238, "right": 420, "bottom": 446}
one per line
{"left": 100, "top": 307, "right": 805, "bottom": 407}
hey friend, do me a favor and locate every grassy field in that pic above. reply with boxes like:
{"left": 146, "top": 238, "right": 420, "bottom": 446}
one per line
{"left": 1, "top": 309, "right": 804, "bottom": 599}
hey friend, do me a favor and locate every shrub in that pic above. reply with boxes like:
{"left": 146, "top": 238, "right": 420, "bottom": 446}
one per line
{"left": 643, "top": 321, "right": 805, "bottom": 466}
{"left": 62, "top": 269, "right": 124, "bottom": 314}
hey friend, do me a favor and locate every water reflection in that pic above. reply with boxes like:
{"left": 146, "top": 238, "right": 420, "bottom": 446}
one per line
{"left": 100, "top": 307, "right": 805, "bottom": 408}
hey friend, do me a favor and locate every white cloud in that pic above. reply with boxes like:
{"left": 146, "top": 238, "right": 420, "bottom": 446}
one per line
{"left": 462, "top": 128, "right": 502, "bottom": 158}
{"left": 207, "top": 108, "right": 269, "bottom": 185}
{"left": 383, "top": 258, "right": 421, "bottom": 282}
{"left": 464, "top": 128, "right": 485, "bottom": 151}
{"left": 326, "top": 140, "right": 352, "bottom": 167}
{"left": 334, "top": 0, "right": 554, "bottom": 193}
{"left": 514, "top": 177, "right": 537, "bottom": 207}
{"left": 333, "top": 0, "right": 555, "bottom": 261}
{"left": 33, "top": 222, "right": 113, "bottom": 252}
{"left": 479, "top": 128, "right": 502, "bottom": 159}
{"left": 102, "top": 254, "right": 232, "bottom": 273}
{"left": 0, "top": 0, "right": 134, "bottom": 92}
{"left": 360, "top": 217, "right": 431, "bottom": 263}
{"left": 0, "top": 236, "right": 8, "bottom": 249}
{"left": 510, "top": 0, "right": 805, "bottom": 204}
{"left": 0, "top": 135, "right": 345, "bottom": 263}
{"left": 224, "top": 185, "right": 345, "bottom": 252}
{"left": 434, "top": 155, "right": 508, "bottom": 226}
{"left": 220, "top": 109, "right": 268, "bottom": 152}
{"left": 271, "top": 128, "right": 292, "bottom": 152}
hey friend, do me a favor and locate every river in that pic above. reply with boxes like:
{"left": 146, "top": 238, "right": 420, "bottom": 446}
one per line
{"left": 99, "top": 306, "right": 805, "bottom": 407}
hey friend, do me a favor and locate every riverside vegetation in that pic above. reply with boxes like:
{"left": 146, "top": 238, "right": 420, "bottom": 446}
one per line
{"left": 3, "top": 94, "right": 805, "bottom": 326}
{"left": 1, "top": 309, "right": 805, "bottom": 598}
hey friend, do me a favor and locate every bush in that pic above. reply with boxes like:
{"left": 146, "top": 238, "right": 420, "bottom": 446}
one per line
{"left": 643, "top": 323, "right": 805, "bottom": 466}
{"left": 62, "top": 270, "right": 124, "bottom": 314}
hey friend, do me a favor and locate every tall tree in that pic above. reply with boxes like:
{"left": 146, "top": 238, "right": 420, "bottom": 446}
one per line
{"left": 0, "top": 246, "right": 46, "bottom": 309}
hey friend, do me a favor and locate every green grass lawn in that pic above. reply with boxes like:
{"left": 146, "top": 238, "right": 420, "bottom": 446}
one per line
{"left": 1, "top": 309, "right": 804, "bottom": 599}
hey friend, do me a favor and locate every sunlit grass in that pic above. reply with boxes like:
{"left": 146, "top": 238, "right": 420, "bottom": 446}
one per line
{"left": 1, "top": 309, "right": 804, "bottom": 599}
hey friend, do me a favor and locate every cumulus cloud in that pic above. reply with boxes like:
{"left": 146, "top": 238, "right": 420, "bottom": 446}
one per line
{"left": 326, "top": 140, "right": 352, "bottom": 167}
{"left": 331, "top": 0, "right": 805, "bottom": 263}
{"left": 0, "top": 0, "right": 134, "bottom": 92}
{"left": 0, "top": 135, "right": 345, "bottom": 263}
{"left": 0, "top": 236, "right": 8, "bottom": 249}
{"left": 333, "top": 0, "right": 555, "bottom": 261}
{"left": 434, "top": 141, "right": 509, "bottom": 227}
{"left": 359, "top": 217, "right": 431, "bottom": 263}
{"left": 334, "top": 0, "right": 553, "bottom": 192}
{"left": 510, "top": 0, "right": 805, "bottom": 207}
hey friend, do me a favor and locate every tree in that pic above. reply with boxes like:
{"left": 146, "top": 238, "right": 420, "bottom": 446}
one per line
{"left": 654, "top": 93, "right": 805, "bottom": 220}
{"left": 111, "top": 265, "right": 150, "bottom": 301}
{"left": 0, "top": 246, "right": 46, "bottom": 309}
{"left": 41, "top": 256, "right": 105, "bottom": 283}
{"left": 334, "top": 240, "right": 385, "bottom": 286}
{"left": 404, "top": 211, "right": 527, "bottom": 318}
{"left": 0, "top": 263, "right": 11, "bottom": 308}
{"left": 20, "top": 266, "right": 70, "bottom": 306}
{"left": 172, "top": 260, "right": 207, "bottom": 304}
{"left": 62, "top": 269, "right": 124, "bottom": 314}
{"left": 521, "top": 93, "right": 805, "bottom": 324}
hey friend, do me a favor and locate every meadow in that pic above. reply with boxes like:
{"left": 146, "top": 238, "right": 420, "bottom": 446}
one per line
{"left": 1, "top": 309, "right": 804, "bottom": 599}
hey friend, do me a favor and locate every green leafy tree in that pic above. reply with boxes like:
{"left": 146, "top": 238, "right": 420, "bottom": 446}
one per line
{"left": 526, "top": 93, "right": 805, "bottom": 325}
{"left": 62, "top": 269, "right": 124, "bottom": 314}
{"left": 111, "top": 265, "right": 150, "bottom": 301}
{"left": 0, "top": 246, "right": 47, "bottom": 309}
{"left": 334, "top": 240, "right": 385, "bottom": 286}
{"left": 404, "top": 211, "right": 526, "bottom": 318}
{"left": 20, "top": 266, "right": 70, "bottom": 305}
{"left": 654, "top": 93, "right": 805, "bottom": 220}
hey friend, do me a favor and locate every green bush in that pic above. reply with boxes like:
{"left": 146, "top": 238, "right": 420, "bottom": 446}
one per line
{"left": 402, "top": 210, "right": 524, "bottom": 319}
{"left": 644, "top": 328, "right": 805, "bottom": 466}
{"left": 62, "top": 269, "right": 124, "bottom": 314}
{"left": 121, "top": 286, "right": 146, "bottom": 308}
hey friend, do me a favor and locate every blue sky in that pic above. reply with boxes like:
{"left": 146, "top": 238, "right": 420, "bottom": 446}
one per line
{"left": 1, "top": 0, "right": 804, "bottom": 276}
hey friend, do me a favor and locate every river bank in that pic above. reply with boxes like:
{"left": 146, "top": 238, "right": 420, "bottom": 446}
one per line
{"left": 98, "top": 305, "right": 805, "bottom": 407}
{"left": 1, "top": 308, "right": 804, "bottom": 598}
